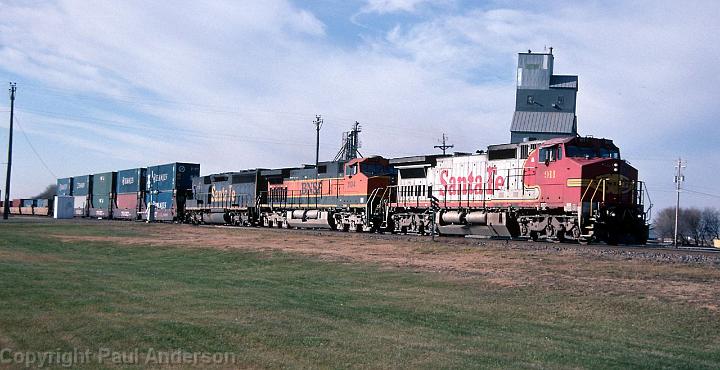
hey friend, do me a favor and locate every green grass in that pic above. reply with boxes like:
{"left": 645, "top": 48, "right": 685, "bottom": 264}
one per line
{"left": 0, "top": 222, "right": 719, "bottom": 369}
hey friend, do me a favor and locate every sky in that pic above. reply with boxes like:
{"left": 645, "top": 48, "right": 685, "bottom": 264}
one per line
{"left": 0, "top": 0, "right": 718, "bottom": 213}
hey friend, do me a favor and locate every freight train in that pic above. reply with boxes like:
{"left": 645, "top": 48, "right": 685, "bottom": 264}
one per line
{"left": 49, "top": 50, "right": 649, "bottom": 244}
{"left": 53, "top": 134, "right": 647, "bottom": 245}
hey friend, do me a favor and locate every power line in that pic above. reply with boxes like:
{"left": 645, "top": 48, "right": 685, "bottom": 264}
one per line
{"left": 13, "top": 116, "right": 57, "bottom": 179}
{"left": 682, "top": 188, "right": 720, "bottom": 199}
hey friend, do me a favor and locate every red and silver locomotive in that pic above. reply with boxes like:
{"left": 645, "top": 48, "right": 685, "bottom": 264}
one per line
{"left": 387, "top": 136, "right": 648, "bottom": 244}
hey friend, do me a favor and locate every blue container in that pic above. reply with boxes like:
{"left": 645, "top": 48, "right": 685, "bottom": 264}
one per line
{"left": 145, "top": 191, "right": 175, "bottom": 210}
{"left": 73, "top": 175, "right": 93, "bottom": 196}
{"left": 116, "top": 168, "right": 146, "bottom": 194}
{"left": 146, "top": 163, "right": 200, "bottom": 192}
{"left": 36, "top": 199, "right": 49, "bottom": 207}
{"left": 57, "top": 178, "right": 73, "bottom": 196}
{"left": 22, "top": 199, "right": 36, "bottom": 207}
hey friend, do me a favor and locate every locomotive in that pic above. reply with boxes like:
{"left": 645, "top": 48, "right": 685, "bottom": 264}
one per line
{"left": 387, "top": 136, "right": 647, "bottom": 244}
{"left": 181, "top": 135, "right": 646, "bottom": 244}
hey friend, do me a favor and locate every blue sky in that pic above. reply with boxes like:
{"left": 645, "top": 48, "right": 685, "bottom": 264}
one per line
{"left": 0, "top": 0, "right": 718, "bottom": 212}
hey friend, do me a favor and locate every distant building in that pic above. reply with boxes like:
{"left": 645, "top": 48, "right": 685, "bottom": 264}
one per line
{"left": 510, "top": 49, "right": 578, "bottom": 143}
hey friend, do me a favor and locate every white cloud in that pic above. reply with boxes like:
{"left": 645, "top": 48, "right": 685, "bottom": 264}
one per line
{"left": 360, "top": 0, "right": 451, "bottom": 14}
{"left": 0, "top": 0, "right": 717, "bottom": 210}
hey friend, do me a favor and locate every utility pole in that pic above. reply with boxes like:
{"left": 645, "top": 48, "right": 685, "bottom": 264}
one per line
{"left": 673, "top": 158, "right": 685, "bottom": 247}
{"left": 3, "top": 83, "right": 16, "bottom": 220}
{"left": 313, "top": 115, "right": 323, "bottom": 207}
{"left": 434, "top": 133, "right": 454, "bottom": 155}
{"left": 313, "top": 115, "right": 323, "bottom": 167}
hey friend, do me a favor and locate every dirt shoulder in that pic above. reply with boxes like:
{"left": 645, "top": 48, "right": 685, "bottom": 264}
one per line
{"left": 51, "top": 222, "right": 720, "bottom": 311}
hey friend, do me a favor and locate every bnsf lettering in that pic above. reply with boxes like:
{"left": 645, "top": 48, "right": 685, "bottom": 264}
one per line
{"left": 121, "top": 177, "right": 135, "bottom": 185}
{"left": 300, "top": 182, "right": 322, "bottom": 195}
{"left": 438, "top": 166, "right": 505, "bottom": 196}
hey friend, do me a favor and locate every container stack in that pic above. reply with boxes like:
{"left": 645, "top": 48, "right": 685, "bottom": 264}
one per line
{"left": 34, "top": 199, "right": 51, "bottom": 216}
{"left": 56, "top": 178, "right": 73, "bottom": 197}
{"left": 145, "top": 163, "right": 200, "bottom": 221}
{"left": 10, "top": 199, "right": 21, "bottom": 215}
{"left": 114, "top": 168, "right": 146, "bottom": 220}
{"left": 73, "top": 175, "right": 93, "bottom": 217}
{"left": 20, "top": 199, "right": 36, "bottom": 215}
{"left": 90, "top": 172, "right": 116, "bottom": 218}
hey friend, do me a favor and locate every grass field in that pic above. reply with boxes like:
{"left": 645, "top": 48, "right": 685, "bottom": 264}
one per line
{"left": 1, "top": 221, "right": 719, "bottom": 368}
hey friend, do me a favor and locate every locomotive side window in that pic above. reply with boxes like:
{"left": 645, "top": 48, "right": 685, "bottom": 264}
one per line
{"left": 399, "top": 168, "right": 425, "bottom": 179}
{"left": 345, "top": 164, "right": 358, "bottom": 176}
{"left": 539, "top": 145, "right": 561, "bottom": 163}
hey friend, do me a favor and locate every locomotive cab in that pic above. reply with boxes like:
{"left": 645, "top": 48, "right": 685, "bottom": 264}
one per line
{"left": 528, "top": 136, "right": 648, "bottom": 243}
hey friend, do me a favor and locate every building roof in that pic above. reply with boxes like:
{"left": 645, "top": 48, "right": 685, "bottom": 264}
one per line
{"left": 549, "top": 75, "right": 578, "bottom": 89}
{"left": 510, "top": 111, "right": 576, "bottom": 134}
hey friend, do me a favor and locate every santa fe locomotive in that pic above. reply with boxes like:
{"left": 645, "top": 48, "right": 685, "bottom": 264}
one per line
{"left": 56, "top": 50, "right": 649, "bottom": 244}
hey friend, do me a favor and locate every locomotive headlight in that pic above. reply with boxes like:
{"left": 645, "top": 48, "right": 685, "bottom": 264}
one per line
{"left": 610, "top": 212, "right": 616, "bottom": 217}
{"left": 613, "top": 163, "right": 619, "bottom": 172}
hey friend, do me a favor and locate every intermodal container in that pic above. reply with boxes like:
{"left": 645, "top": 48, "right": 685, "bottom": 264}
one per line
{"left": 57, "top": 178, "right": 73, "bottom": 196}
{"left": 116, "top": 168, "right": 146, "bottom": 194}
{"left": 20, "top": 199, "right": 34, "bottom": 215}
{"left": 73, "top": 175, "right": 93, "bottom": 196}
{"left": 74, "top": 196, "right": 88, "bottom": 217}
{"left": 90, "top": 196, "right": 112, "bottom": 217}
{"left": 36, "top": 199, "right": 49, "bottom": 208}
{"left": 115, "top": 193, "right": 142, "bottom": 220}
{"left": 146, "top": 163, "right": 200, "bottom": 192}
{"left": 91, "top": 172, "right": 116, "bottom": 196}
{"left": 145, "top": 190, "right": 177, "bottom": 221}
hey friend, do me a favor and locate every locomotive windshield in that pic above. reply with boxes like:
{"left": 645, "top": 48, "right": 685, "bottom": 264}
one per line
{"left": 565, "top": 145, "right": 619, "bottom": 159}
{"left": 361, "top": 163, "right": 396, "bottom": 176}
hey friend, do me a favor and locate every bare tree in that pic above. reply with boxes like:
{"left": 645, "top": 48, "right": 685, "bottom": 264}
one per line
{"left": 683, "top": 208, "right": 703, "bottom": 245}
{"left": 701, "top": 208, "right": 720, "bottom": 243}
{"left": 32, "top": 184, "right": 57, "bottom": 200}
{"left": 653, "top": 206, "right": 720, "bottom": 245}
{"left": 653, "top": 207, "right": 676, "bottom": 240}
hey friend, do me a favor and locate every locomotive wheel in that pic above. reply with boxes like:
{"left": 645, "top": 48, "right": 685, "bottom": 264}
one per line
{"left": 545, "top": 224, "right": 555, "bottom": 238}
{"left": 556, "top": 229, "right": 566, "bottom": 243}
{"left": 530, "top": 231, "right": 539, "bottom": 242}
{"left": 571, "top": 226, "right": 581, "bottom": 240}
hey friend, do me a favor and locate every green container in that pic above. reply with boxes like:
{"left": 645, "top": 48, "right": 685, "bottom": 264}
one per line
{"left": 92, "top": 195, "right": 111, "bottom": 209}
{"left": 91, "top": 172, "right": 116, "bottom": 196}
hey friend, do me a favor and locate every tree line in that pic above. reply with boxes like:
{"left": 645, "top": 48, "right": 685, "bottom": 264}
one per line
{"left": 654, "top": 207, "right": 720, "bottom": 246}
